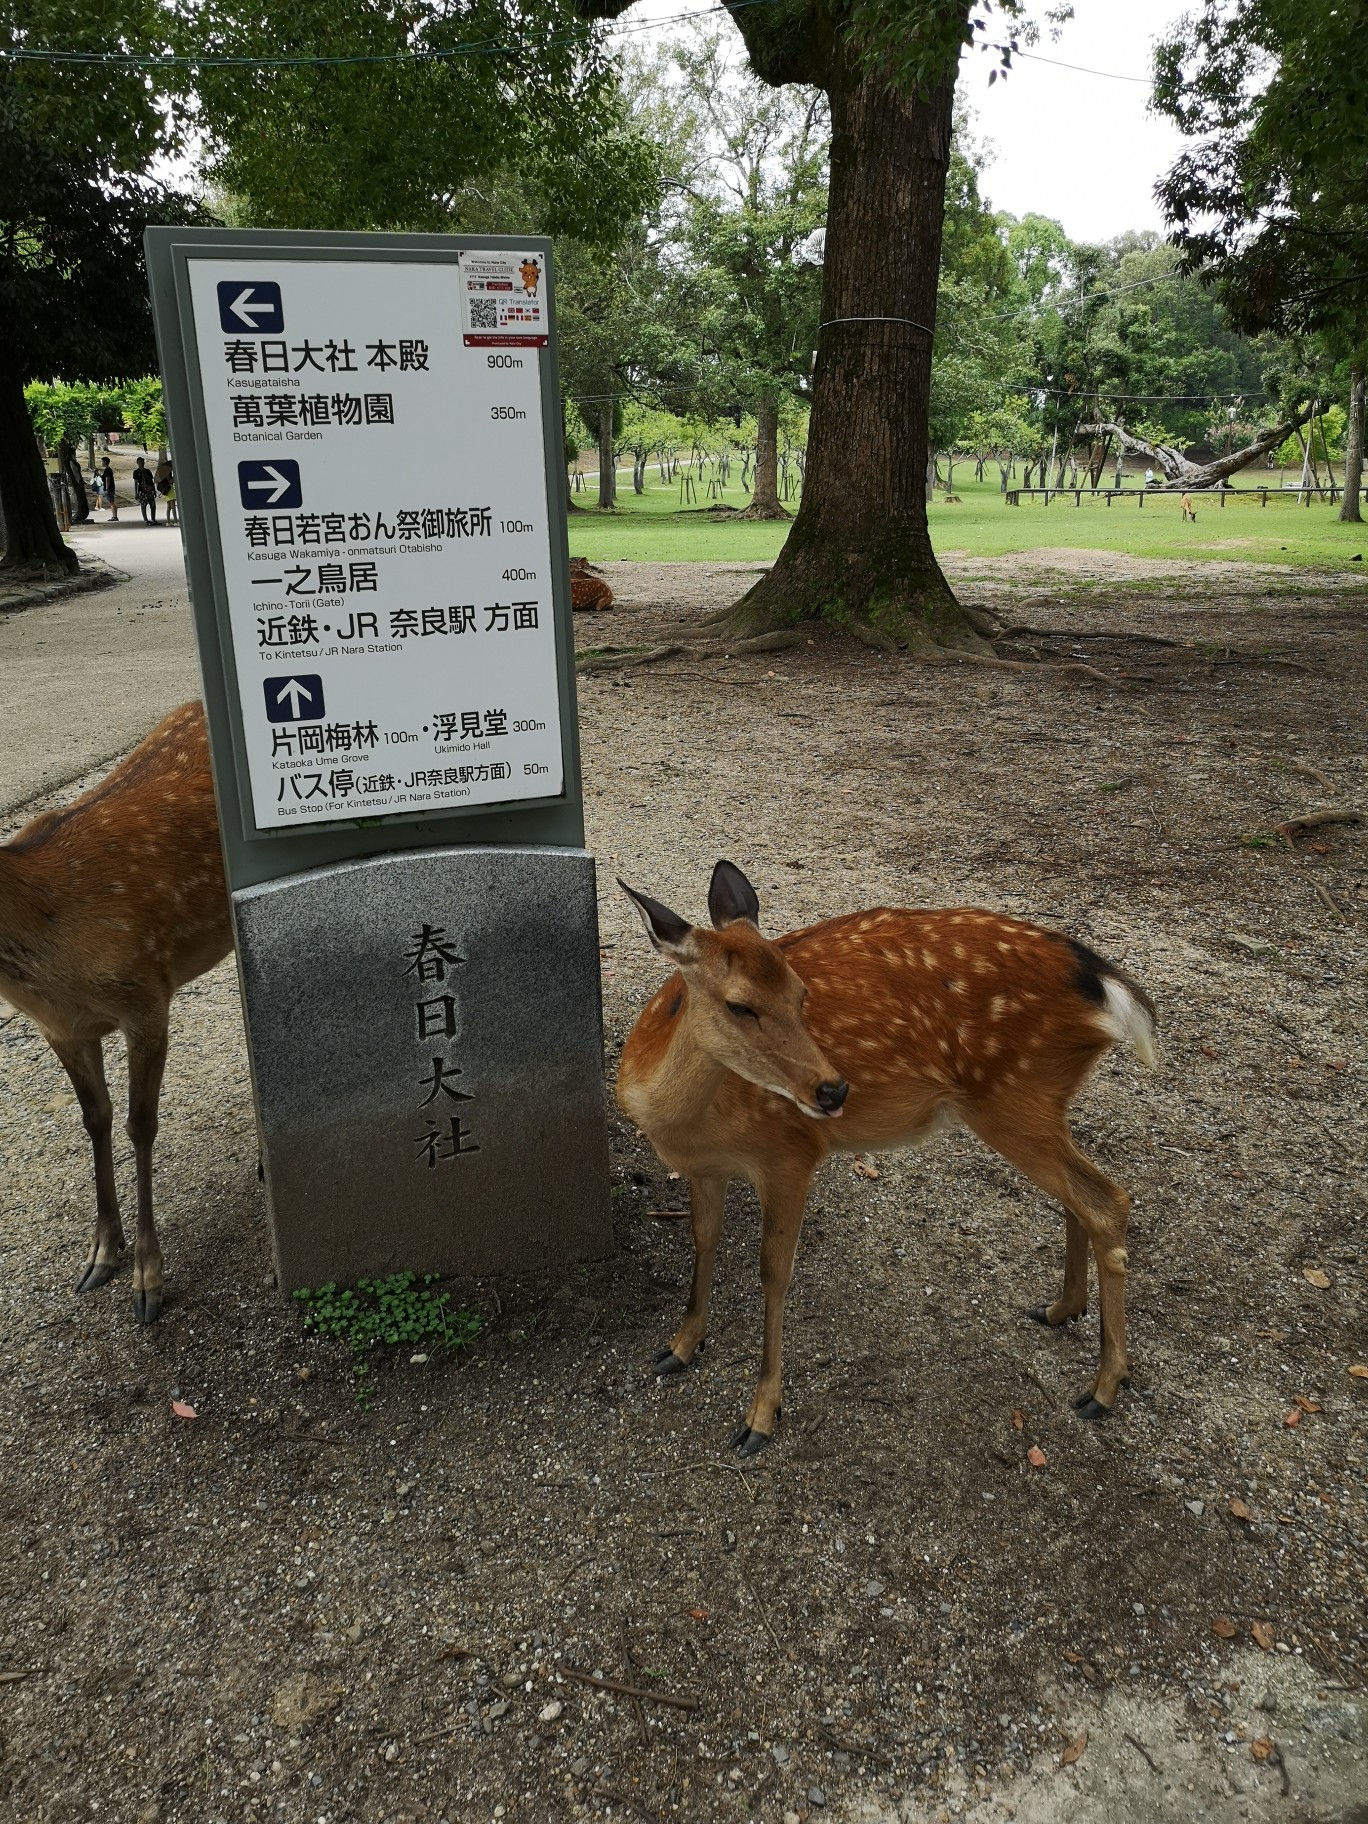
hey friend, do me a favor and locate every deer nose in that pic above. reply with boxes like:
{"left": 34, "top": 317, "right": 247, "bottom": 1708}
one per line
{"left": 815, "top": 1079, "right": 848, "bottom": 1113}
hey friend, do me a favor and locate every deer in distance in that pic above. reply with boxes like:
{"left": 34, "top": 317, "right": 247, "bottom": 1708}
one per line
{"left": 0, "top": 702, "right": 232, "bottom": 1322}
{"left": 618, "top": 860, "right": 1157, "bottom": 1456}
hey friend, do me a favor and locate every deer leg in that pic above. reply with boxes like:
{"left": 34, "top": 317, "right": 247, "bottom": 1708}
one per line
{"left": 656, "top": 1174, "right": 726, "bottom": 1375}
{"left": 1027, "top": 1211, "right": 1089, "bottom": 1327}
{"left": 732, "top": 1164, "right": 812, "bottom": 1458}
{"left": 50, "top": 1036, "right": 125, "bottom": 1292}
{"left": 963, "top": 1102, "right": 1131, "bottom": 1418}
{"left": 124, "top": 1019, "right": 169, "bottom": 1325}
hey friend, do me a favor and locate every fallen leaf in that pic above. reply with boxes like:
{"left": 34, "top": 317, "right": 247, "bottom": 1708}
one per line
{"left": 435, "top": 1644, "right": 471, "bottom": 1663}
{"left": 687, "top": 1607, "right": 710, "bottom": 1622}
{"left": 1325, "top": 1057, "right": 1347, "bottom": 1070}
{"left": 1060, "top": 1729, "right": 1088, "bottom": 1767}
{"left": 170, "top": 1400, "right": 197, "bottom": 1420}
{"left": 1302, "top": 1267, "right": 1331, "bottom": 1289}
{"left": 852, "top": 1159, "right": 880, "bottom": 1181}
{"left": 1348, "top": 1364, "right": 1368, "bottom": 1381}
{"left": 1199, "top": 1044, "right": 1217, "bottom": 1058}
{"left": 1250, "top": 1737, "right": 1274, "bottom": 1762}
{"left": 1229, "top": 1498, "right": 1252, "bottom": 1522}
{"left": 1250, "top": 1622, "right": 1275, "bottom": 1651}
{"left": 1061, "top": 1649, "right": 1081, "bottom": 1664}
{"left": 42, "top": 1092, "right": 77, "bottom": 1113}
{"left": 1282, "top": 1408, "right": 1302, "bottom": 1429}
{"left": 1255, "top": 1328, "right": 1288, "bottom": 1341}
{"left": 1011, "top": 1408, "right": 1026, "bottom": 1432}
{"left": 1293, "top": 1395, "right": 1323, "bottom": 1414}
{"left": 1027, "top": 1445, "right": 1047, "bottom": 1468}
{"left": 1211, "top": 1616, "right": 1238, "bottom": 1639}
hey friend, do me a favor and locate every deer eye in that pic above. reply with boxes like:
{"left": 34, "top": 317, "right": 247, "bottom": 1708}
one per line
{"left": 725, "top": 1000, "right": 759, "bottom": 1020}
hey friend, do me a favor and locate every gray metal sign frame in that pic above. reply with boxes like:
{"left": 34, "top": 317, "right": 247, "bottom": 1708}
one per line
{"left": 145, "top": 227, "right": 585, "bottom": 892}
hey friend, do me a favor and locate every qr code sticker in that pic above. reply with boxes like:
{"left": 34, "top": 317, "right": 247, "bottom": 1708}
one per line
{"left": 469, "top": 299, "right": 497, "bottom": 329}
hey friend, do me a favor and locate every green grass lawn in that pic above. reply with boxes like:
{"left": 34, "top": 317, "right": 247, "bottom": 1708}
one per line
{"left": 566, "top": 468, "right": 1368, "bottom": 570}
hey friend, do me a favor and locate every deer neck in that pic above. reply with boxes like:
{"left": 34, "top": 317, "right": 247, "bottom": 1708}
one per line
{"left": 621, "top": 995, "right": 731, "bottom": 1153}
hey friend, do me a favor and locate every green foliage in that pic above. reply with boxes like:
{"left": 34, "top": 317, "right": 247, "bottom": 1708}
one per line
{"left": 293, "top": 1273, "right": 481, "bottom": 1382}
{"left": 1154, "top": 0, "right": 1368, "bottom": 358}
{"left": 120, "top": 377, "right": 167, "bottom": 448}
{"left": 24, "top": 381, "right": 122, "bottom": 449}
{"left": 184, "top": 0, "right": 654, "bottom": 246}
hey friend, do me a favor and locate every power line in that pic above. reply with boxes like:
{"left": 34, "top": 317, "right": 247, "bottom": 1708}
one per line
{"left": 0, "top": 0, "right": 776, "bottom": 69}
{"left": 1011, "top": 49, "right": 1150, "bottom": 86}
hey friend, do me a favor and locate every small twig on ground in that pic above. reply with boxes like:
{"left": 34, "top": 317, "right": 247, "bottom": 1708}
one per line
{"left": 621, "top": 1624, "right": 651, "bottom": 1747}
{"left": 561, "top": 1668, "right": 700, "bottom": 1713}
{"left": 0, "top": 1670, "right": 36, "bottom": 1684}
{"left": 739, "top": 1572, "right": 786, "bottom": 1657}
{"left": 1122, "top": 1731, "right": 1161, "bottom": 1775}
{"left": 1314, "top": 882, "right": 1347, "bottom": 919}
{"left": 1291, "top": 759, "right": 1336, "bottom": 792}
{"left": 663, "top": 1461, "right": 758, "bottom": 1501}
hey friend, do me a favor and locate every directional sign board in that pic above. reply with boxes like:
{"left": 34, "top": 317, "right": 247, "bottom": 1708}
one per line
{"left": 145, "top": 231, "right": 610, "bottom": 1291}
{"left": 168, "top": 251, "right": 568, "bottom": 836}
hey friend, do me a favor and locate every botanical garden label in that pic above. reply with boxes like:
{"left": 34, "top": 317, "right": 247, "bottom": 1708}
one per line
{"left": 187, "top": 257, "right": 563, "bottom": 829}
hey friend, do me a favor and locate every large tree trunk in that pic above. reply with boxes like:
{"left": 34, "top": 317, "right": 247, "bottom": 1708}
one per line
{"left": 0, "top": 358, "right": 77, "bottom": 573}
{"left": 719, "top": 49, "right": 985, "bottom": 650}
{"left": 596, "top": 405, "right": 616, "bottom": 511}
{"left": 738, "top": 394, "right": 789, "bottom": 519}
{"left": 1338, "top": 365, "right": 1363, "bottom": 524}
{"left": 59, "top": 439, "right": 91, "bottom": 524}
{"left": 1079, "top": 409, "right": 1314, "bottom": 488}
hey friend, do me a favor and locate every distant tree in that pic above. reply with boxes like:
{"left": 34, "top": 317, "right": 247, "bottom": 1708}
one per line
{"left": 654, "top": 27, "right": 828, "bottom": 518}
{"left": 579, "top": 0, "right": 1027, "bottom": 651}
{"left": 1154, "top": 0, "right": 1368, "bottom": 519}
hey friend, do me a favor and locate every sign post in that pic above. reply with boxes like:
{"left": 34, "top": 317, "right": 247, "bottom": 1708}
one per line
{"left": 146, "top": 228, "right": 612, "bottom": 1290}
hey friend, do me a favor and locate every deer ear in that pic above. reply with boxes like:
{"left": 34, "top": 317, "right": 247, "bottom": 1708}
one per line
{"left": 618, "top": 879, "right": 697, "bottom": 963}
{"left": 708, "top": 859, "right": 760, "bottom": 929}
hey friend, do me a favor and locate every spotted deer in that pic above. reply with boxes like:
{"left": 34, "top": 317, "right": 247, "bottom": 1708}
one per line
{"left": 0, "top": 703, "right": 233, "bottom": 1322}
{"left": 618, "top": 861, "right": 1156, "bottom": 1456}
{"left": 569, "top": 556, "right": 614, "bottom": 613}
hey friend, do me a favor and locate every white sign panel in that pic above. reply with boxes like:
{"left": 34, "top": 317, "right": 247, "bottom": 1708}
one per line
{"left": 187, "top": 257, "right": 564, "bottom": 830}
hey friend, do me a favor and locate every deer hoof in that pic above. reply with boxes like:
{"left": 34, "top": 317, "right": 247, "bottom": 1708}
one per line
{"left": 731, "top": 1424, "right": 773, "bottom": 1459}
{"left": 1026, "top": 1303, "right": 1052, "bottom": 1325}
{"left": 1072, "top": 1394, "right": 1112, "bottom": 1422}
{"left": 132, "top": 1287, "right": 164, "bottom": 1326}
{"left": 75, "top": 1258, "right": 121, "bottom": 1294}
{"left": 654, "top": 1347, "right": 689, "bottom": 1377}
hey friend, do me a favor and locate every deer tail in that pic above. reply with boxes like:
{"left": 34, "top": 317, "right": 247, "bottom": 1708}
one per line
{"left": 1096, "top": 974, "right": 1157, "bottom": 1069}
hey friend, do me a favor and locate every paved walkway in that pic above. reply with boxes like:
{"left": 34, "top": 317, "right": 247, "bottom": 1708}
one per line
{"left": 0, "top": 519, "right": 200, "bottom": 823}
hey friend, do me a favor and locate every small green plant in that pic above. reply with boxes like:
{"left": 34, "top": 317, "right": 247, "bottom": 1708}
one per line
{"left": 293, "top": 1273, "right": 481, "bottom": 1391}
{"left": 1239, "top": 833, "right": 1277, "bottom": 848}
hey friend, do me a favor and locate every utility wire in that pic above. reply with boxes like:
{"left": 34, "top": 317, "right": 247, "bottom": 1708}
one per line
{"left": 1010, "top": 49, "right": 1150, "bottom": 85}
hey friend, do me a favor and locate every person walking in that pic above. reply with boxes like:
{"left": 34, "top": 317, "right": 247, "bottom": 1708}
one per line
{"left": 99, "top": 457, "right": 119, "bottom": 521}
{"left": 162, "top": 464, "right": 178, "bottom": 525}
{"left": 133, "top": 456, "right": 157, "bottom": 524}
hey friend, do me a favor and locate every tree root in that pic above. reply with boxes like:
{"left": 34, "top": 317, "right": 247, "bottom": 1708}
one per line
{"left": 575, "top": 630, "right": 805, "bottom": 674}
{"left": 995, "top": 624, "right": 1183, "bottom": 649}
{"left": 1275, "top": 808, "right": 1363, "bottom": 839}
{"left": 924, "top": 648, "right": 1122, "bottom": 686}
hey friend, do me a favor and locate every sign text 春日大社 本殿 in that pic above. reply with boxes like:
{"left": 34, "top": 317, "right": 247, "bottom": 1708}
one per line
{"left": 188, "top": 256, "right": 562, "bottom": 830}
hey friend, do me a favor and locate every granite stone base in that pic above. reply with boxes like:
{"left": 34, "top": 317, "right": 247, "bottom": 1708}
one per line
{"left": 232, "top": 846, "right": 613, "bottom": 1290}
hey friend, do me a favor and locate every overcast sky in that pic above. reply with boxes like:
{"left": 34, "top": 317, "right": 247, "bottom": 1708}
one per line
{"left": 620, "top": 0, "right": 1194, "bottom": 244}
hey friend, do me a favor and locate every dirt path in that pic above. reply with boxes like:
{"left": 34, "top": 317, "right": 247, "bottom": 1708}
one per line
{"left": 0, "top": 559, "right": 1364, "bottom": 1824}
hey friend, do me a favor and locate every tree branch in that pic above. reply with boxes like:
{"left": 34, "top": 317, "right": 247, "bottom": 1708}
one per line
{"left": 1076, "top": 406, "right": 1315, "bottom": 488}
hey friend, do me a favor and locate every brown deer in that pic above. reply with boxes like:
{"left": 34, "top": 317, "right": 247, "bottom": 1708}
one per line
{"left": 618, "top": 861, "right": 1156, "bottom": 1456}
{"left": 0, "top": 702, "right": 232, "bottom": 1322}
{"left": 569, "top": 556, "right": 614, "bottom": 613}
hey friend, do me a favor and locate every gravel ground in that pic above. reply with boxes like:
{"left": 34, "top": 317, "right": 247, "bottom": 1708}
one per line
{"left": 1, "top": 557, "right": 1364, "bottom": 1824}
